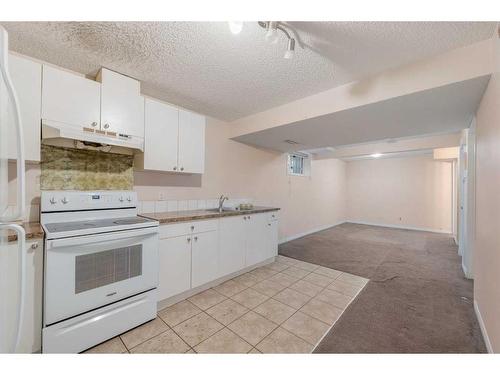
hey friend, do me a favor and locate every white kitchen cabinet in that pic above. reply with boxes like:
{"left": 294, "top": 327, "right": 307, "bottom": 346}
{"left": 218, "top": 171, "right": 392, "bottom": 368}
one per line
{"left": 157, "top": 236, "right": 192, "bottom": 301}
{"left": 41, "top": 64, "right": 101, "bottom": 130}
{"left": 266, "top": 220, "right": 279, "bottom": 259}
{"left": 7, "top": 54, "right": 42, "bottom": 162}
{"left": 218, "top": 215, "right": 247, "bottom": 277}
{"left": 191, "top": 230, "right": 219, "bottom": 288}
{"left": 245, "top": 213, "right": 270, "bottom": 267}
{"left": 98, "top": 68, "right": 144, "bottom": 137}
{"left": 2, "top": 239, "right": 43, "bottom": 353}
{"left": 178, "top": 109, "right": 205, "bottom": 174}
{"left": 137, "top": 98, "right": 179, "bottom": 172}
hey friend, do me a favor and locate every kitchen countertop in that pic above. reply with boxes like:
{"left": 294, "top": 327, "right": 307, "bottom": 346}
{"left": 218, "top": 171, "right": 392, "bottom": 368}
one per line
{"left": 4, "top": 222, "right": 44, "bottom": 243}
{"left": 140, "top": 206, "right": 280, "bottom": 224}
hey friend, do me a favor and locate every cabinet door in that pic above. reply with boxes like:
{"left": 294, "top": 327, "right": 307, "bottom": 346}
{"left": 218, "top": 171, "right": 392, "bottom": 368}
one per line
{"left": 158, "top": 236, "right": 191, "bottom": 301}
{"left": 219, "top": 216, "right": 247, "bottom": 277}
{"left": 143, "top": 98, "right": 179, "bottom": 171}
{"left": 178, "top": 110, "right": 205, "bottom": 174}
{"left": 191, "top": 230, "right": 219, "bottom": 288}
{"left": 266, "top": 220, "right": 279, "bottom": 259}
{"left": 41, "top": 65, "right": 101, "bottom": 130}
{"left": 99, "top": 69, "right": 144, "bottom": 137}
{"left": 245, "top": 214, "right": 269, "bottom": 267}
{"left": 7, "top": 55, "right": 42, "bottom": 162}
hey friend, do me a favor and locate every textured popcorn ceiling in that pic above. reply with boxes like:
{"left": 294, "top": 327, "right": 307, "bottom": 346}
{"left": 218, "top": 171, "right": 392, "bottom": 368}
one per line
{"left": 1, "top": 21, "right": 496, "bottom": 121}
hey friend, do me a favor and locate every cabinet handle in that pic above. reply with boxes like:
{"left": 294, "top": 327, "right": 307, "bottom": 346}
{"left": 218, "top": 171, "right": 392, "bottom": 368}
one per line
{"left": 243, "top": 216, "right": 247, "bottom": 220}
{"left": 91, "top": 121, "right": 97, "bottom": 127}
{"left": 31, "top": 243, "right": 39, "bottom": 249}
{"left": 194, "top": 236, "right": 198, "bottom": 241}
{"left": 268, "top": 223, "right": 271, "bottom": 226}
{"left": 191, "top": 225, "right": 195, "bottom": 231}
{"left": 104, "top": 123, "right": 110, "bottom": 129}
{"left": 187, "top": 237, "right": 191, "bottom": 243}
{"left": 180, "top": 167, "right": 184, "bottom": 171}
{"left": 247, "top": 216, "right": 251, "bottom": 220}
{"left": 173, "top": 166, "right": 177, "bottom": 171}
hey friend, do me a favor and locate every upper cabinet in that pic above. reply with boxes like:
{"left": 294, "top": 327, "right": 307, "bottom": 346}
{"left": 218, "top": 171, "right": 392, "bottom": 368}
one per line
{"left": 178, "top": 110, "right": 205, "bottom": 174}
{"left": 7, "top": 54, "right": 42, "bottom": 162}
{"left": 136, "top": 98, "right": 205, "bottom": 174}
{"left": 97, "top": 68, "right": 144, "bottom": 138}
{"left": 41, "top": 64, "right": 101, "bottom": 130}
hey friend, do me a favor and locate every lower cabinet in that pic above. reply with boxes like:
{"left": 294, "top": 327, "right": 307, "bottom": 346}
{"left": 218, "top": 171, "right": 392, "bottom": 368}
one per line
{"left": 158, "top": 235, "right": 192, "bottom": 301}
{"left": 191, "top": 230, "right": 219, "bottom": 288}
{"left": 157, "top": 212, "right": 279, "bottom": 302}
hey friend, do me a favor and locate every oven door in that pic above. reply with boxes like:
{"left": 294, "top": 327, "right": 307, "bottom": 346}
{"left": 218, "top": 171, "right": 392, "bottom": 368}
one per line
{"left": 44, "top": 226, "right": 159, "bottom": 326}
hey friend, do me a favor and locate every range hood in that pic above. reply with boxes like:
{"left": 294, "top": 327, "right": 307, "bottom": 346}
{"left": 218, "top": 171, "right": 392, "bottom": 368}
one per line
{"left": 41, "top": 119, "right": 144, "bottom": 152}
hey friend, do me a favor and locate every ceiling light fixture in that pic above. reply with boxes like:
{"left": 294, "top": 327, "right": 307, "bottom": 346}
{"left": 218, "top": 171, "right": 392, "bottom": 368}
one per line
{"left": 371, "top": 153, "right": 383, "bottom": 158}
{"left": 258, "top": 21, "right": 297, "bottom": 59}
{"left": 228, "top": 21, "right": 243, "bottom": 35}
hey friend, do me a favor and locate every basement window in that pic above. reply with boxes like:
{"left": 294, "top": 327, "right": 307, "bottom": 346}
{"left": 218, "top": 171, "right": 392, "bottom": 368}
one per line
{"left": 287, "top": 153, "right": 311, "bottom": 177}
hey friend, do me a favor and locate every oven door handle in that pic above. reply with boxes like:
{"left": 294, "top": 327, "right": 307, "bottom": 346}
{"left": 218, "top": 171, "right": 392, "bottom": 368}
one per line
{"left": 46, "top": 226, "right": 158, "bottom": 249}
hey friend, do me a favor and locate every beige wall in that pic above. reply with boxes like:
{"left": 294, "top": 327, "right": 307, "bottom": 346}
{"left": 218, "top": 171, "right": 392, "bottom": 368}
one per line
{"left": 10, "top": 117, "right": 347, "bottom": 242}
{"left": 346, "top": 155, "right": 453, "bottom": 233}
{"left": 474, "top": 54, "right": 500, "bottom": 352}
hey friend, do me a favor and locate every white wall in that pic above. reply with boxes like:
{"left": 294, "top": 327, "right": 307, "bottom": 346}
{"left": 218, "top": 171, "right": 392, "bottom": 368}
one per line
{"left": 346, "top": 155, "right": 453, "bottom": 233}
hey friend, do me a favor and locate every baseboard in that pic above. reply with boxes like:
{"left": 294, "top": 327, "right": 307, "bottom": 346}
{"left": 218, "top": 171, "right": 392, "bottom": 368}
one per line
{"left": 474, "top": 299, "right": 494, "bottom": 353}
{"left": 279, "top": 221, "right": 346, "bottom": 244}
{"left": 345, "top": 220, "right": 452, "bottom": 234}
{"left": 462, "top": 259, "right": 473, "bottom": 280}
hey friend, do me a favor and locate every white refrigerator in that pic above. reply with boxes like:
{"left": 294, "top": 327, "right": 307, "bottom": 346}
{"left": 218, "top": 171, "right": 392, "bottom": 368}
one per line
{"left": 0, "top": 25, "right": 27, "bottom": 353}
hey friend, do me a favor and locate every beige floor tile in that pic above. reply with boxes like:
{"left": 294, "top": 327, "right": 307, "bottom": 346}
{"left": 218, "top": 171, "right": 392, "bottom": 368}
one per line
{"left": 213, "top": 279, "right": 248, "bottom": 297}
{"left": 256, "top": 327, "right": 313, "bottom": 353}
{"left": 130, "top": 328, "right": 190, "bottom": 353}
{"left": 231, "top": 288, "right": 269, "bottom": 309}
{"left": 232, "top": 272, "right": 260, "bottom": 288}
{"left": 293, "top": 261, "right": 319, "bottom": 272}
{"left": 281, "top": 266, "right": 311, "bottom": 279}
{"left": 302, "top": 272, "right": 334, "bottom": 287}
{"left": 206, "top": 298, "right": 249, "bottom": 325}
{"left": 186, "top": 349, "right": 196, "bottom": 353}
{"left": 289, "top": 279, "right": 323, "bottom": 297}
{"left": 158, "top": 300, "right": 202, "bottom": 327}
{"left": 336, "top": 272, "right": 369, "bottom": 287}
{"left": 249, "top": 267, "right": 278, "bottom": 281}
{"left": 120, "top": 318, "right": 169, "bottom": 349}
{"left": 276, "top": 255, "right": 296, "bottom": 265}
{"left": 300, "top": 298, "right": 343, "bottom": 325}
{"left": 254, "top": 299, "right": 296, "bottom": 324}
{"left": 194, "top": 328, "right": 253, "bottom": 353}
{"left": 268, "top": 272, "right": 300, "bottom": 287}
{"left": 248, "top": 347, "right": 261, "bottom": 353}
{"left": 84, "top": 337, "right": 127, "bottom": 353}
{"left": 251, "top": 279, "right": 286, "bottom": 297}
{"left": 314, "top": 266, "right": 343, "bottom": 279}
{"left": 273, "top": 287, "right": 311, "bottom": 309}
{"left": 264, "top": 261, "right": 289, "bottom": 272}
{"left": 327, "top": 279, "right": 363, "bottom": 297}
{"left": 282, "top": 311, "right": 330, "bottom": 345}
{"left": 173, "top": 312, "right": 224, "bottom": 347}
{"left": 228, "top": 311, "right": 277, "bottom": 346}
{"left": 188, "top": 289, "right": 227, "bottom": 310}
{"left": 315, "top": 288, "right": 353, "bottom": 309}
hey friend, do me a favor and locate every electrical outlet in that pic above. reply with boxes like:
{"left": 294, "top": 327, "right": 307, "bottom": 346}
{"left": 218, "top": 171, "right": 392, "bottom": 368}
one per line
{"left": 159, "top": 192, "right": 166, "bottom": 201}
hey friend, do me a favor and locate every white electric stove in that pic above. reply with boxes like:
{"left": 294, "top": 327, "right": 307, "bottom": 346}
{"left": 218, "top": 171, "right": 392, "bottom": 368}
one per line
{"left": 40, "top": 191, "right": 159, "bottom": 353}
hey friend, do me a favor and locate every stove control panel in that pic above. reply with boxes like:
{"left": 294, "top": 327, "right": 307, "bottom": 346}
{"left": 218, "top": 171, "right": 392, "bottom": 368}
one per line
{"left": 41, "top": 191, "right": 138, "bottom": 212}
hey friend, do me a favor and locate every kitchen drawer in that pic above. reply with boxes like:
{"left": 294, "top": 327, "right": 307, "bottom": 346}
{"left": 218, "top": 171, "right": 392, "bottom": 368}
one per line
{"left": 267, "top": 211, "right": 279, "bottom": 222}
{"left": 159, "top": 219, "right": 218, "bottom": 239}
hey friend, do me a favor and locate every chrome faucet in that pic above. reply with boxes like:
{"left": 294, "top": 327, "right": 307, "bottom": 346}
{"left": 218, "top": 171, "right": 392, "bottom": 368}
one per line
{"left": 218, "top": 195, "right": 229, "bottom": 213}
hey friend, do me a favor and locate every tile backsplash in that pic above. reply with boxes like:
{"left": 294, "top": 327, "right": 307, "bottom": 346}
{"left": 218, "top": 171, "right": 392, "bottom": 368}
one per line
{"left": 138, "top": 198, "right": 253, "bottom": 214}
{"left": 40, "top": 144, "right": 134, "bottom": 191}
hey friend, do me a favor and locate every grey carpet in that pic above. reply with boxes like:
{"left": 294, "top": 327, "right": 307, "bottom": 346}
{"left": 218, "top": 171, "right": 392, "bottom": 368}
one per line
{"left": 278, "top": 223, "right": 486, "bottom": 353}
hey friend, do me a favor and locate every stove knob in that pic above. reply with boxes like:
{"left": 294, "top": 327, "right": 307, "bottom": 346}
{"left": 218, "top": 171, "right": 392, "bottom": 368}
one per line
{"left": 61, "top": 197, "right": 69, "bottom": 204}
{"left": 127, "top": 197, "right": 132, "bottom": 202}
{"left": 119, "top": 196, "right": 124, "bottom": 202}
{"left": 49, "top": 197, "right": 57, "bottom": 204}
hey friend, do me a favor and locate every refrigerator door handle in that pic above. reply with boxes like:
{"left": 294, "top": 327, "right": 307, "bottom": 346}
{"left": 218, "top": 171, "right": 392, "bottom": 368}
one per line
{"left": 0, "top": 223, "right": 26, "bottom": 352}
{"left": 0, "top": 26, "right": 25, "bottom": 222}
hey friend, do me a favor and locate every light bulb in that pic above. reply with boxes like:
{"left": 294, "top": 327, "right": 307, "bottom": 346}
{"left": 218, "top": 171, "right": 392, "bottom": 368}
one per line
{"left": 228, "top": 21, "right": 243, "bottom": 35}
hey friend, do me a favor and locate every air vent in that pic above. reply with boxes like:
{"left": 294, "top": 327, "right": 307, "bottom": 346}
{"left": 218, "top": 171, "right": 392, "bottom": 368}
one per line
{"left": 284, "top": 139, "right": 301, "bottom": 145}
